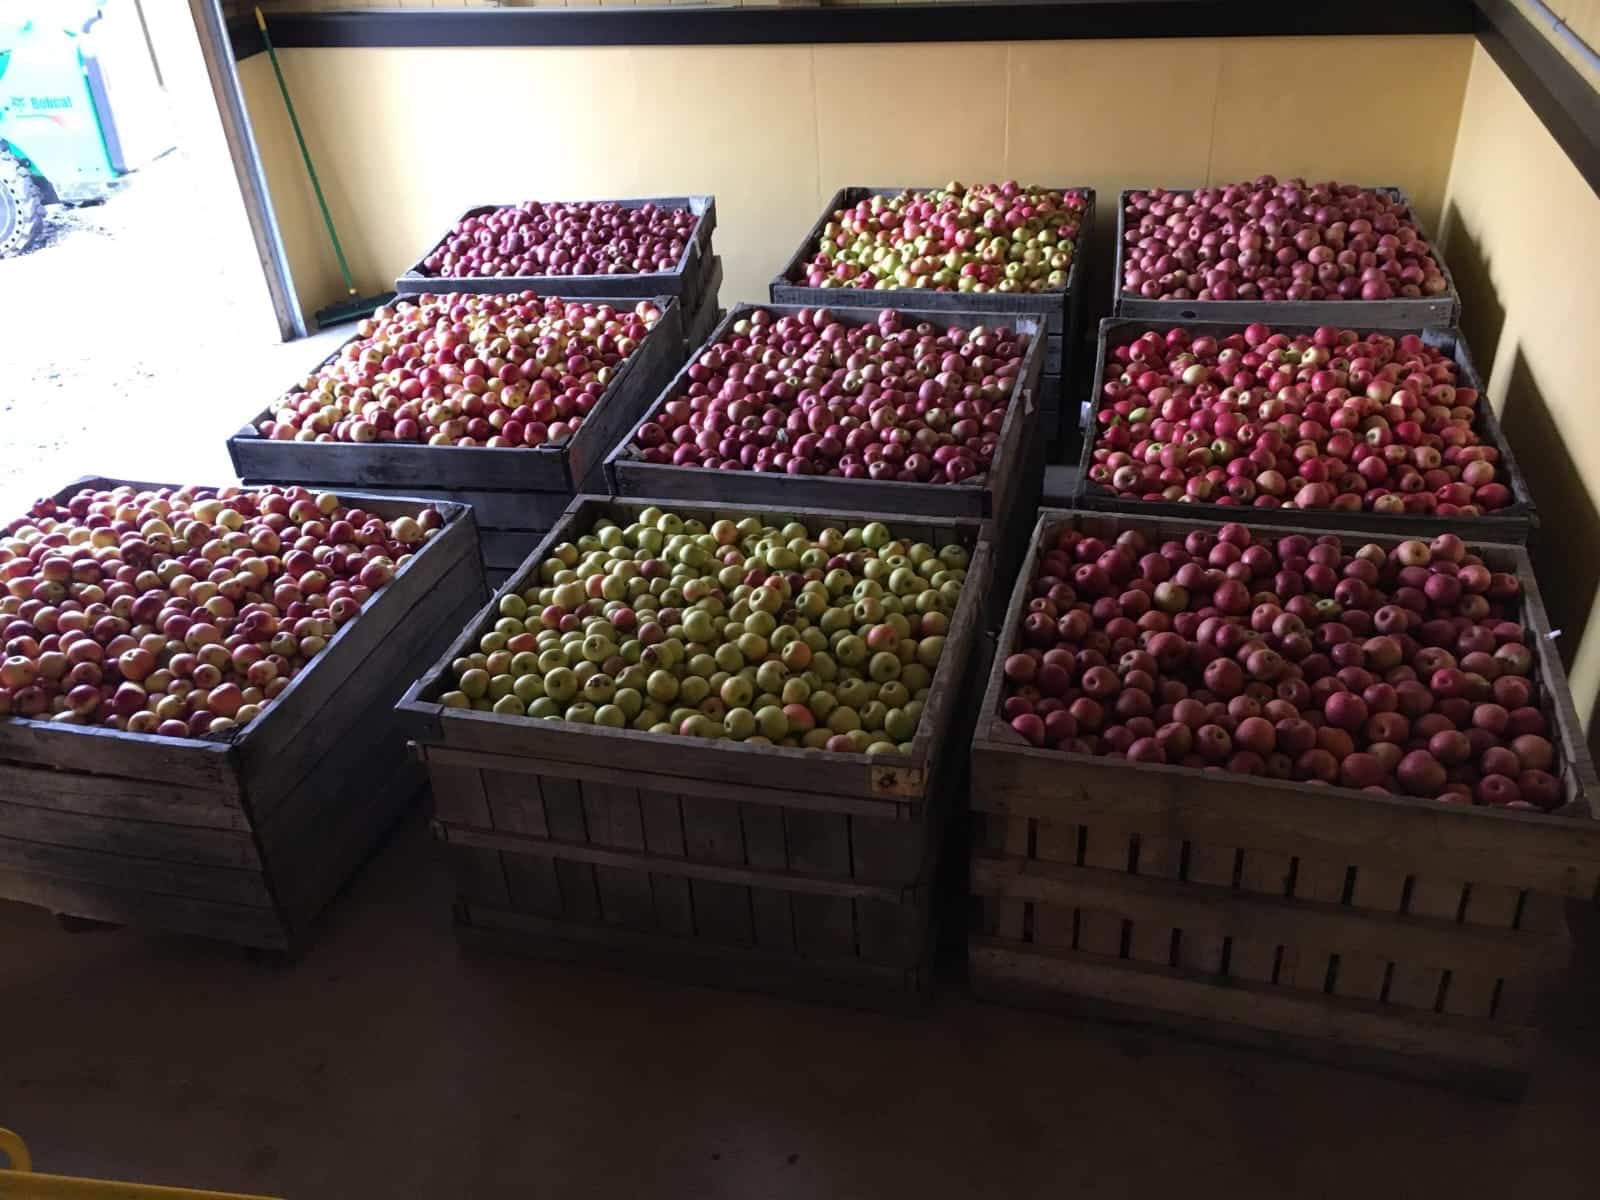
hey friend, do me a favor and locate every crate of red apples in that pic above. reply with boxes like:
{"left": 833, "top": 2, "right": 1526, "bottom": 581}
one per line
{"left": 394, "top": 195, "right": 721, "bottom": 349}
{"left": 771, "top": 182, "right": 1093, "bottom": 444}
{"left": 1114, "top": 178, "right": 1460, "bottom": 328}
{"left": 604, "top": 303, "right": 1045, "bottom": 586}
{"left": 1075, "top": 319, "right": 1536, "bottom": 542}
{"left": 0, "top": 478, "right": 486, "bottom": 952}
{"left": 967, "top": 508, "right": 1598, "bottom": 1097}
{"left": 227, "top": 292, "right": 685, "bottom": 586}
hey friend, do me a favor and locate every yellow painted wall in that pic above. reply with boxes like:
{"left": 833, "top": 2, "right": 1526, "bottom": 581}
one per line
{"left": 1438, "top": 41, "right": 1600, "bottom": 751}
{"left": 236, "top": 35, "right": 1473, "bottom": 320}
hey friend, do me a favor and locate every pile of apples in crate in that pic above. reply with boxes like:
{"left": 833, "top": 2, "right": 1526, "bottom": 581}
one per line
{"left": 0, "top": 483, "right": 437, "bottom": 738}
{"left": 257, "top": 295, "right": 664, "bottom": 449}
{"left": 1000, "top": 521, "right": 1563, "bottom": 811}
{"left": 438, "top": 508, "right": 971, "bottom": 755}
{"left": 1088, "top": 323, "right": 1511, "bottom": 514}
{"left": 797, "top": 181, "right": 1087, "bottom": 294}
{"left": 630, "top": 306, "right": 1028, "bottom": 481}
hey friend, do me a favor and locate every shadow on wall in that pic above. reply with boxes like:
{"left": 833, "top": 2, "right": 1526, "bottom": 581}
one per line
{"left": 1438, "top": 201, "right": 1506, "bottom": 379}
{"left": 1496, "top": 346, "right": 1600, "bottom": 763}
{"left": 1440, "top": 202, "right": 1600, "bottom": 762}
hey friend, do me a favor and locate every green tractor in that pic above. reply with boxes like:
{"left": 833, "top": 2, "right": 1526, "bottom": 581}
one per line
{"left": 0, "top": 0, "right": 171, "bottom": 256}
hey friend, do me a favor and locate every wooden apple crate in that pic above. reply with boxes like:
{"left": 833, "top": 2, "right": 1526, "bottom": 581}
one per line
{"left": 605, "top": 302, "right": 1047, "bottom": 596}
{"left": 1112, "top": 186, "right": 1461, "bottom": 328}
{"left": 395, "top": 194, "right": 719, "bottom": 309}
{"left": 227, "top": 298, "right": 686, "bottom": 589}
{"left": 0, "top": 478, "right": 488, "bottom": 954}
{"left": 968, "top": 509, "right": 1600, "bottom": 1096}
{"left": 1075, "top": 320, "right": 1537, "bottom": 544}
{"left": 770, "top": 184, "right": 1095, "bottom": 453}
{"left": 397, "top": 495, "right": 993, "bottom": 1011}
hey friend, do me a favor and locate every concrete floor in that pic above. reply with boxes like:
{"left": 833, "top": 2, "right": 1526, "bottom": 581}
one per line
{"left": 3, "top": 808, "right": 1600, "bottom": 1198}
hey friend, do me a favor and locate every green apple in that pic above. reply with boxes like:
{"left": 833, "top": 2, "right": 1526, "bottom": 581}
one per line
{"left": 834, "top": 635, "right": 866, "bottom": 667}
{"left": 868, "top": 651, "right": 901, "bottom": 683}
{"left": 582, "top": 674, "right": 615, "bottom": 704}
{"left": 645, "top": 669, "right": 679, "bottom": 703}
{"left": 614, "top": 687, "right": 643, "bottom": 720}
{"left": 780, "top": 677, "right": 811, "bottom": 705}
{"left": 492, "top": 694, "right": 524, "bottom": 716}
{"left": 594, "top": 704, "right": 627, "bottom": 728}
{"left": 564, "top": 702, "right": 596, "bottom": 724}
{"left": 679, "top": 675, "right": 710, "bottom": 706}
{"left": 883, "top": 706, "right": 916, "bottom": 741}
{"left": 528, "top": 697, "right": 560, "bottom": 719}
{"left": 512, "top": 674, "right": 546, "bottom": 704}
{"left": 720, "top": 675, "right": 754, "bottom": 709}
{"left": 754, "top": 660, "right": 787, "bottom": 694}
{"left": 458, "top": 668, "right": 490, "bottom": 699}
{"left": 808, "top": 690, "right": 838, "bottom": 721}
{"left": 724, "top": 707, "right": 757, "bottom": 740}
{"left": 755, "top": 705, "right": 789, "bottom": 740}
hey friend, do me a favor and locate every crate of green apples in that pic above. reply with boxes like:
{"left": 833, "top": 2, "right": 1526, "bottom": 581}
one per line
{"left": 398, "top": 496, "right": 992, "bottom": 1009}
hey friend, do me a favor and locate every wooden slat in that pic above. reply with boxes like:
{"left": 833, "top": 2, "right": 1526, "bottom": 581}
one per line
{"left": 540, "top": 776, "right": 599, "bottom": 924}
{"left": 1496, "top": 893, "right": 1571, "bottom": 1022}
{"left": 680, "top": 794, "right": 752, "bottom": 946}
{"left": 0, "top": 834, "right": 272, "bottom": 908}
{"left": 638, "top": 788, "right": 694, "bottom": 938}
{"left": 1387, "top": 877, "right": 1468, "bottom": 1012}
{"left": 0, "top": 799, "right": 260, "bottom": 871}
{"left": 1031, "top": 817, "right": 1077, "bottom": 949}
{"left": 741, "top": 804, "right": 795, "bottom": 951}
{"left": 1338, "top": 867, "right": 1406, "bottom": 1004}
{"left": 430, "top": 763, "right": 489, "bottom": 827}
{"left": 1078, "top": 828, "right": 1131, "bottom": 959}
{"left": 1127, "top": 834, "right": 1181, "bottom": 967}
{"left": 439, "top": 824, "right": 903, "bottom": 903}
{"left": 1230, "top": 849, "right": 1294, "bottom": 982}
{"left": 1444, "top": 883, "right": 1523, "bottom": 1018}
{"left": 581, "top": 782, "right": 656, "bottom": 932}
{"left": 481, "top": 768, "right": 548, "bottom": 837}
{"left": 447, "top": 844, "right": 512, "bottom": 908}
{"left": 970, "top": 853, "right": 1567, "bottom": 978}
{"left": 1285, "top": 858, "right": 1345, "bottom": 992}
{"left": 784, "top": 809, "right": 855, "bottom": 958}
{"left": 1178, "top": 843, "right": 1234, "bottom": 975}
{"left": 969, "top": 741, "right": 1600, "bottom": 899}
{"left": 0, "top": 764, "right": 248, "bottom": 832}
{"left": 0, "top": 720, "right": 239, "bottom": 797}
{"left": 970, "top": 938, "right": 1535, "bottom": 1098}
{"left": 981, "top": 814, "right": 1030, "bottom": 941}
{"left": 414, "top": 744, "right": 907, "bottom": 821}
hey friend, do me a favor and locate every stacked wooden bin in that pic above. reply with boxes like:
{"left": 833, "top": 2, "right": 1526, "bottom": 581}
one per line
{"left": 965, "top": 180, "right": 1600, "bottom": 1093}
{"left": 770, "top": 184, "right": 1094, "bottom": 456}
{"left": 395, "top": 194, "right": 725, "bottom": 353}
{"left": 967, "top": 510, "right": 1596, "bottom": 1095}
{"left": 399, "top": 497, "right": 992, "bottom": 1010}
{"left": 401, "top": 282, "right": 1050, "bottom": 1007}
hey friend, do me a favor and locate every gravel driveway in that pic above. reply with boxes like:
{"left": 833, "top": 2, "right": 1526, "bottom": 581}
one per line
{"left": 0, "top": 149, "right": 340, "bottom": 514}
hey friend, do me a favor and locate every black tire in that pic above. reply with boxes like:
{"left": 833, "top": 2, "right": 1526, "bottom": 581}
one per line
{"left": 0, "top": 143, "right": 45, "bottom": 258}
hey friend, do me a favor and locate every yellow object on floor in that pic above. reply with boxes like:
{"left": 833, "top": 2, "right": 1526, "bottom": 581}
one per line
{"left": 0, "top": 1128, "right": 282, "bottom": 1199}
